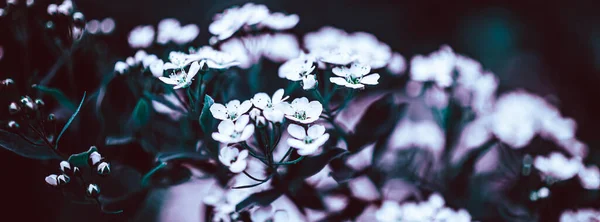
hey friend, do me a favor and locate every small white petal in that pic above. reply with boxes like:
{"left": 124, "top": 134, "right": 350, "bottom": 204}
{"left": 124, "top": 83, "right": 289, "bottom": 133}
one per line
{"left": 307, "top": 125, "right": 326, "bottom": 138}
{"left": 287, "top": 124, "right": 307, "bottom": 139}
{"left": 235, "top": 115, "right": 250, "bottom": 132}
{"left": 158, "top": 76, "right": 178, "bottom": 85}
{"left": 240, "top": 125, "right": 255, "bottom": 141}
{"left": 210, "top": 103, "right": 228, "bottom": 120}
{"left": 229, "top": 160, "right": 247, "bottom": 173}
{"left": 360, "top": 73, "right": 380, "bottom": 85}
{"left": 218, "top": 120, "right": 235, "bottom": 136}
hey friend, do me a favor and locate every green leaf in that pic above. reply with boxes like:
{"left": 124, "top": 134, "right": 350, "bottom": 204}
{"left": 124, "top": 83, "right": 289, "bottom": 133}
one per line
{"left": 287, "top": 147, "right": 348, "bottom": 183}
{"left": 141, "top": 162, "right": 192, "bottom": 188}
{"left": 347, "top": 94, "right": 407, "bottom": 153}
{"left": 235, "top": 189, "right": 283, "bottom": 212}
{"left": 199, "top": 94, "right": 214, "bottom": 134}
{"left": 0, "top": 129, "right": 61, "bottom": 160}
{"left": 67, "top": 145, "right": 98, "bottom": 168}
{"left": 131, "top": 98, "right": 151, "bottom": 128}
{"left": 55, "top": 91, "right": 86, "bottom": 150}
{"left": 33, "top": 85, "right": 76, "bottom": 111}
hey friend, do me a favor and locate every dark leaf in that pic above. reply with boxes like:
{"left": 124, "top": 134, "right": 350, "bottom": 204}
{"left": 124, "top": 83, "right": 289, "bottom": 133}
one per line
{"left": 0, "top": 129, "right": 60, "bottom": 160}
{"left": 130, "top": 98, "right": 151, "bottom": 128}
{"left": 33, "top": 85, "right": 76, "bottom": 111}
{"left": 447, "top": 139, "right": 497, "bottom": 199}
{"left": 141, "top": 162, "right": 192, "bottom": 188}
{"left": 287, "top": 182, "right": 325, "bottom": 210}
{"left": 286, "top": 147, "right": 348, "bottom": 188}
{"left": 199, "top": 94, "right": 215, "bottom": 134}
{"left": 67, "top": 145, "right": 98, "bottom": 168}
{"left": 347, "top": 94, "right": 407, "bottom": 153}
{"left": 235, "top": 189, "right": 283, "bottom": 212}
{"left": 142, "top": 91, "right": 187, "bottom": 114}
{"left": 55, "top": 91, "right": 86, "bottom": 149}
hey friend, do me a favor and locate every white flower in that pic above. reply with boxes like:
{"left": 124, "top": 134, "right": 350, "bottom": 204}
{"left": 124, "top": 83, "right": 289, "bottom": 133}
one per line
{"left": 100, "top": 18, "right": 116, "bottom": 34}
{"left": 251, "top": 205, "right": 289, "bottom": 222}
{"left": 252, "top": 89, "right": 289, "bottom": 110}
{"left": 134, "top": 50, "right": 148, "bottom": 64}
{"left": 260, "top": 12, "right": 299, "bottom": 30}
{"left": 218, "top": 146, "right": 249, "bottom": 173}
{"left": 114, "top": 61, "right": 128, "bottom": 74}
{"left": 141, "top": 54, "right": 158, "bottom": 68}
{"left": 560, "top": 209, "right": 600, "bottom": 222}
{"left": 424, "top": 85, "right": 449, "bottom": 109}
{"left": 59, "top": 161, "right": 71, "bottom": 173}
{"left": 287, "top": 124, "right": 329, "bottom": 156}
{"left": 86, "top": 184, "right": 100, "bottom": 197}
{"left": 156, "top": 18, "right": 180, "bottom": 44}
{"left": 219, "top": 37, "right": 259, "bottom": 69}
{"left": 45, "top": 174, "right": 58, "bottom": 186}
{"left": 279, "top": 97, "right": 323, "bottom": 124}
{"left": 434, "top": 208, "right": 472, "bottom": 222}
{"left": 172, "top": 24, "right": 200, "bottom": 45}
{"left": 158, "top": 61, "right": 200, "bottom": 89}
{"left": 330, "top": 62, "right": 380, "bottom": 89}
{"left": 47, "top": 4, "right": 57, "bottom": 15}
{"left": 191, "top": 46, "right": 241, "bottom": 69}
{"left": 316, "top": 47, "right": 356, "bottom": 65}
{"left": 163, "top": 51, "right": 191, "bottom": 70}
{"left": 149, "top": 60, "right": 164, "bottom": 77}
{"left": 212, "top": 115, "right": 255, "bottom": 144}
{"left": 410, "top": 45, "right": 455, "bottom": 87}
{"left": 578, "top": 165, "right": 600, "bottom": 190}
{"left": 375, "top": 201, "right": 402, "bottom": 222}
{"left": 261, "top": 33, "right": 300, "bottom": 63}
{"left": 210, "top": 100, "right": 253, "bottom": 121}
{"left": 209, "top": 3, "right": 270, "bottom": 41}
{"left": 347, "top": 32, "right": 392, "bottom": 69}
{"left": 534, "top": 152, "right": 582, "bottom": 181}
{"left": 387, "top": 52, "right": 406, "bottom": 75}
{"left": 278, "top": 53, "right": 316, "bottom": 79}
{"left": 128, "top": 25, "right": 155, "bottom": 48}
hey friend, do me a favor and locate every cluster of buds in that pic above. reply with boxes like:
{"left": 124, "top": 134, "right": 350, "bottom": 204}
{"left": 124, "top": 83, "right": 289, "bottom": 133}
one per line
{"left": 0, "top": 0, "right": 35, "bottom": 17}
{"left": 44, "top": 160, "right": 80, "bottom": 187}
{"left": 5, "top": 94, "right": 49, "bottom": 132}
{"left": 44, "top": 0, "right": 85, "bottom": 43}
{"left": 44, "top": 148, "right": 111, "bottom": 198}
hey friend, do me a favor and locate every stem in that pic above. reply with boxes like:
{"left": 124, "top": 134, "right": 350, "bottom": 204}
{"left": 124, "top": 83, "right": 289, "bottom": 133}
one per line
{"left": 186, "top": 87, "right": 195, "bottom": 113}
{"left": 168, "top": 87, "right": 190, "bottom": 111}
{"left": 274, "top": 156, "right": 305, "bottom": 165}
{"left": 231, "top": 178, "right": 271, "bottom": 189}
{"left": 243, "top": 171, "right": 269, "bottom": 182}
{"left": 278, "top": 147, "right": 294, "bottom": 163}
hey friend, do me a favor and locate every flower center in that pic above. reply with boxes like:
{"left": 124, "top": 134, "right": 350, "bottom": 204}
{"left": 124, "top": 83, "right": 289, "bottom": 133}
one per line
{"left": 303, "top": 137, "right": 314, "bottom": 144}
{"left": 346, "top": 75, "right": 361, "bottom": 84}
{"left": 228, "top": 112, "right": 238, "bottom": 120}
{"left": 294, "top": 110, "right": 307, "bottom": 120}
{"left": 229, "top": 131, "right": 241, "bottom": 139}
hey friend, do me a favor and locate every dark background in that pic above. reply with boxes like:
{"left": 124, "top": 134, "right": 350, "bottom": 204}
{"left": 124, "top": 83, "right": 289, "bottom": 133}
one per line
{"left": 2, "top": 0, "right": 600, "bottom": 221}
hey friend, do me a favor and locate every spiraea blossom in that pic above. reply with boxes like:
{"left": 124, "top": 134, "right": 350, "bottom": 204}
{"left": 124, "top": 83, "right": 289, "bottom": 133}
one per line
{"left": 128, "top": 25, "right": 155, "bottom": 48}
{"left": 190, "top": 46, "right": 241, "bottom": 69}
{"left": 388, "top": 119, "right": 446, "bottom": 155}
{"left": 375, "top": 193, "right": 471, "bottom": 222}
{"left": 578, "top": 165, "right": 600, "bottom": 190}
{"left": 533, "top": 152, "right": 582, "bottom": 181}
{"left": 220, "top": 33, "right": 300, "bottom": 69}
{"left": 212, "top": 115, "right": 255, "bottom": 144}
{"left": 218, "top": 146, "right": 249, "bottom": 173}
{"left": 287, "top": 124, "right": 330, "bottom": 156}
{"left": 210, "top": 99, "right": 253, "bottom": 121}
{"left": 158, "top": 61, "right": 200, "bottom": 89}
{"left": 252, "top": 89, "right": 288, "bottom": 122}
{"left": 330, "top": 62, "right": 380, "bottom": 89}
{"left": 279, "top": 97, "right": 323, "bottom": 124}
{"left": 559, "top": 209, "right": 600, "bottom": 222}
{"left": 278, "top": 53, "right": 317, "bottom": 89}
{"left": 250, "top": 205, "right": 289, "bottom": 222}
{"left": 387, "top": 52, "right": 407, "bottom": 75}
{"left": 155, "top": 18, "right": 199, "bottom": 45}
{"left": 209, "top": 3, "right": 298, "bottom": 42}
{"left": 410, "top": 45, "right": 456, "bottom": 88}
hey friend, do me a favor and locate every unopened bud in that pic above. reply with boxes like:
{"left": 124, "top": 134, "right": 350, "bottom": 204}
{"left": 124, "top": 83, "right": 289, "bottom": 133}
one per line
{"left": 6, "top": 0, "right": 16, "bottom": 6}
{"left": 125, "top": 57, "right": 135, "bottom": 67}
{"left": 1, "top": 78, "right": 14, "bottom": 87}
{"left": 47, "top": 4, "right": 58, "bottom": 15}
{"left": 97, "top": 162, "right": 110, "bottom": 175}
{"left": 89, "top": 151, "right": 102, "bottom": 165}
{"left": 7, "top": 121, "right": 19, "bottom": 130}
{"left": 26, "top": 0, "right": 34, "bottom": 7}
{"left": 20, "top": 96, "right": 35, "bottom": 110}
{"left": 73, "top": 12, "right": 85, "bottom": 26}
{"left": 57, "top": 174, "right": 70, "bottom": 185}
{"left": 59, "top": 161, "right": 71, "bottom": 174}
{"left": 9, "top": 102, "right": 20, "bottom": 115}
{"left": 200, "top": 60, "right": 210, "bottom": 72}
{"left": 537, "top": 187, "right": 550, "bottom": 198}
{"left": 35, "top": 99, "right": 45, "bottom": 108}
{"left": 72, "top": 167, "right": 80, "bottom": 177}
{"left": 86, "top": 184, "right": 100, "bottom": 197}
{"left": 45, "top": 174, "right": 58, "bottom": 186}
{"left": 48, "top": 113, "right": 56, "bottom": 121}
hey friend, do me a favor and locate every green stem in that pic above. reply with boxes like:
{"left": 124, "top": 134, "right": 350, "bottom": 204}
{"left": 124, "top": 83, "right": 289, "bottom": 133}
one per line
{"left": 243, "top": 171, "right": 269, "bottom": 182}
{"left": 186, "top": 87, "right": 195, "bottom": 113}
{"left": 274, "top": 156, "right": 305, "bottom": 165}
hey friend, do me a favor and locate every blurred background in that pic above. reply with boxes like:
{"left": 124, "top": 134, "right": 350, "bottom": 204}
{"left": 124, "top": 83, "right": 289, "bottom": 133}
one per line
{"left": 2, "top": 0, "right": 600, "bottom": 221}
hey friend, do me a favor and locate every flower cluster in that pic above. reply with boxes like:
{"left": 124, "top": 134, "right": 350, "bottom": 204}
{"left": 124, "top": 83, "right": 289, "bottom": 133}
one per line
{"left": 375, "top": 193, "right": 471, "bottom": 222}
{"left": 128, "top": 18, "right": 200, "bottom": 48}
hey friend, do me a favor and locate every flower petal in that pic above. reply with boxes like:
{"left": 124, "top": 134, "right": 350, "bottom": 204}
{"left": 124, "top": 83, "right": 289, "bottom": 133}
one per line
{"left": 210, "top": 103, "right": 228, "bottom": 120}
{"left": 158, "top": 76, "right": 178, "bottom": 85}
{"left": 330, "top": 77, "right": 348, "bottom": 86}
{"left": 308, "top": 125, "right": 326, "bottom": 138}
{"left": 252, "top": 93, "right": 271, "bottom": 109}
{"left": 272, "top": 88, "right": 285, "bottom": 104}
{"left": 186, "top": 61, "right": 200, "bottom": 82}
{"left": 163, "top": 63, "right": 179, "bottom": 70}
{"left": 312, "top": 133, "right": 330, "bottom": 147}
{"left": 307, "top": 101, "right": 323, "bottom": 119}
{"left": 238, "top": 100, "right": 253, "bottom": 115}
{"left": 332, "top": 66, "right": 349, "bottom": 77}
{"left": 212, "top": 132, "right": 231, "bottom": 144}
{"left": 360, "top": 73, "right": 380, "bottom": 85}
{"left": 287, "top": 124, "right": 307, "bottom": 139}
{"left": 218, "top": 120, "right": 235, "bottom": 135}
{"left": 238, "top": 149, "right": 249, "bottom": 160}
{"left": 287, "top": 138, "right": 309, "bottom": 150}
{"left": 240, "top": 125, "right": 255, "bottom": 141}
{"left": 235, "top": 115, "right": 250, "bottom": 132}
{"left": 229, "top": 159, "right": 247, "bottom": 173}
{"left": 297, "top": 144, "right": 319, "bottom": 156}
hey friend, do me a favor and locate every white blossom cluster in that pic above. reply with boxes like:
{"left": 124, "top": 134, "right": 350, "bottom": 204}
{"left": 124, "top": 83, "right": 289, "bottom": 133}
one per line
{"left": 128, "top": 18, "right": 200, "bottom": 48}
{"left": 559, "top": 208, "right": 600, "bottom": 222}
{"left": 533, "top": 152, "right": 600, "bottom": 189}
{"left": 209, "top": 2, "right": 299, "bottom": 42}
{"left": 85, "top": 18, "right": 116, "bottom": 35}
{"left": 220, "top": 33, "right": 301, "bottom": 69}
{"left": 374, "top": 193, "right": 472, "bottom": 222}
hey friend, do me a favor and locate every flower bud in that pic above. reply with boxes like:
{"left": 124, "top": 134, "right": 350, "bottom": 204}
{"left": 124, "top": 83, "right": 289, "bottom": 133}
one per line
{"left": 47, "top": 4, "right": 58, "bottom": 15}
{"left": 57, "top": 174, "right": 70, "bottom": 185}
{"left": 6, "top": 0, "right": 16, "bottom": 6}
{"left": 45, "top": 174, "right": 58, "bottom": 186}
{"left": 264, "top": 109, "right": 284, "bottom": 124}
{"left": 86, "top": 184, "right": 100, "bottom": 197}
{"left": 200, "top": 60, "right": 210, "bottom": 72}
{"left": 72, "top": 167, "right": 81, "bottom": 177}
{"left": 26, "top": 0, "right": 34, "bottom": 7}
{"left": 89, "top": 151, "right": 102, "bottom": 165}
{"left": 35, "top": 99, "right": 45, "bottom": 108}
{"left": 249, "top": 108, "right": 261, "bottom": 120}
{"left": 114, "top": 61, "right": 128, "bottom": 75}
{"left": 48, "top": 113, "right": 56, "bottom": 121}
{"left": 1, "top": 78, "right": 14, "bottom": 89}
{"left": 255, "top": 116, "right": 267, "bottom": 127}
{"left": 97, "top": 162, "right": 110, "bottom": 175}
{"left": 72, "top": 12, "right": 85, "bottom": 27}
{"left": 20, "top": 96, "right": 35, "bottom": 110}
{"left": 59, "top": 161, "right": 71, "bottom": 173}
{"left": 126, "top": 57, "right": 135, "bottom": 67}
{"left": 537, "top": 187, "right": 550, "bottom": 198}
{"left": 8, "top": 102, "right": 20, "bottom": 115}
{"left": 7, "top": 121, "right": 19, "bottom": 130}
{"left": 302, "top": 75, "right": 317, "bottom": 90}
